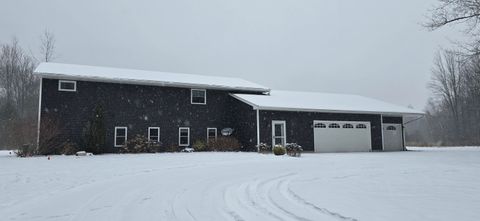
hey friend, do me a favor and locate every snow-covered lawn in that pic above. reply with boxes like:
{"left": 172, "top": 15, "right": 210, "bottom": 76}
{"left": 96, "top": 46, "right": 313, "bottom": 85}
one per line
{"left": 1, "top": 147, "right": 479, "bottom": 221}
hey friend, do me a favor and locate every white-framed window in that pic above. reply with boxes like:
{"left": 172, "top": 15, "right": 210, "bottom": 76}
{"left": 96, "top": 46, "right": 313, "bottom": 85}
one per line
{"left": 386, "top": 126, "right": 397, "bottom": 131}
{"left": 148, "top": 127, "right": 160, "bottom": 142}
{"left": 179, "top": 127, "right": 190, "bottom": 146}
{"left": 114, "top": 127, "right": 127, "bottom": 147}
{"left": 328, "top": 123, "right": 340, "bottom": 128}
{"left": 207, "top": 128, "right": 217, "bottom": 143}
{"left": 58, "top": 80, "right": 77, "bottom": 92}
{"left": 191, "top": 89, "right": 206, "bottom": 104}
{"left": 343, "top": 123, "right": 354, "bottom": 129}
{"left": 314, "top": 123, "right": 326, "bottom": 128}
{"left": 356, "top": 124, "right": 367, "bottom": 129}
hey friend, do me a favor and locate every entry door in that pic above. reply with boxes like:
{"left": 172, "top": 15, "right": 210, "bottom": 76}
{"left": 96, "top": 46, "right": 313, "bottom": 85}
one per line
{"left": 272, "top": 121, "right": 286, "bottom": 147}
{"left": 383, "top": 124, "right": 403, "bottom": 151}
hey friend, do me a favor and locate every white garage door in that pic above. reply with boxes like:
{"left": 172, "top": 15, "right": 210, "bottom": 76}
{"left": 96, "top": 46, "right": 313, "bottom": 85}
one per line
{"left": 383, "top": 123, "right": 403, "bottom": 151}
{"left": 313, "top": 120, "right": 372, "bottom": 153}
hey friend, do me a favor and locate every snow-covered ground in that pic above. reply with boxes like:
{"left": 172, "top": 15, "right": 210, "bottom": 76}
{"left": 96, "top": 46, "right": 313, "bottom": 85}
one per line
{"left": 1, "top": 147, "right": 479, "bottom": 221}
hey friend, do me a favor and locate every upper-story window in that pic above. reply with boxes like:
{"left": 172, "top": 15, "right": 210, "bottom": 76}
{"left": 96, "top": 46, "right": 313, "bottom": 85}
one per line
{"left": 191, "top": 89, "right": 206, "bottom": 104}
{"left": 58, "top": 80, "right": 77, "bottom": 92}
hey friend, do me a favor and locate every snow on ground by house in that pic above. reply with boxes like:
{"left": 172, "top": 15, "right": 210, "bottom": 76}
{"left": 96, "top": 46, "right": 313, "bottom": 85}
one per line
{"left": 1, "top": 147, "right": 479, "bottom": 221}
{"left": 0, "top": 150, "right": 15, "bottom": 157}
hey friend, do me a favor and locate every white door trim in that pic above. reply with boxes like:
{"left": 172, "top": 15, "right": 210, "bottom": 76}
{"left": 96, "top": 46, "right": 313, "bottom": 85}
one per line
{"left": 272, "top": 120, "right": 286, "bottom": 147}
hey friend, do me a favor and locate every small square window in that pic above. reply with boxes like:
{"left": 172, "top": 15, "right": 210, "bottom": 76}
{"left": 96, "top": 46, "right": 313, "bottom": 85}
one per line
{"left": 191, "top": 89, "right": 206, "bottom": 104}
{"left": 58, "top": 80, "right": 77, "bottom": 92}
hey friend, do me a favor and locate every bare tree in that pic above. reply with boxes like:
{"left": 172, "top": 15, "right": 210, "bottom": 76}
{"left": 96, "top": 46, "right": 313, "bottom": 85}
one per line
{"left": 429, "top": 50, "right": 464, "bottom": 140}
{"left": 0, "top": 38, "right": 39, "bottom": 149}
{"left": 425, "top": 0, "right": 480, "bottom": 53}
{"left": 416, "top": 1, "right": 480, "bottom": 146}
{"left": 425, "top": 0, "right": 480, "bottom": 30}
{"left": 40, "top": 29, "right": 56, "bottom": 62}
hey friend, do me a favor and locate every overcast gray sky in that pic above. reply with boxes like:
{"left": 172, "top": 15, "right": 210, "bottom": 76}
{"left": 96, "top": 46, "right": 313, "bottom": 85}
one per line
{"left": 0, "top": 0, "right": 462, "bottom": 110}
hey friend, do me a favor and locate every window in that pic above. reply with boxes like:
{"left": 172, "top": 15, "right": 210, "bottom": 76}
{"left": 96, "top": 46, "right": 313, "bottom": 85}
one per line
{"left": 207, "top": 128, "right": 217, "bottom": 143}
{"left": 114, "top": 127, "right": 127, "bottom": 147}
{"left": 58, "top": 80, "right": 76, "bottom": 92}
{"left": 314, "top": 123, "right": 326, "bottom": 128}
{"left": 386, "top": 126, "right": 397, "bottom": 131}
{"left": 328, "top": 123, "right": 340, "bottom": 128}
{"left": 356, "top": 124, "right": 367, "bottom": 129}
{"left": 179, "top": 127, "right": 190, "bottom": 146}
{"left": 343, "top": 123, "right": 354, "bottom": 129}
{"left": 148, "top": 127, "right": 160, "bottom": 142}
{"left": 191, "top": 89, "right": 206, "bottom": 104}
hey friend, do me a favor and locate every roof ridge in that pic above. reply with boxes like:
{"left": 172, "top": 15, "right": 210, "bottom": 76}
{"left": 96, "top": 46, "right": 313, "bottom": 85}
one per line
{"left": 34, "top": 62, "right": 270, "bottom": 92}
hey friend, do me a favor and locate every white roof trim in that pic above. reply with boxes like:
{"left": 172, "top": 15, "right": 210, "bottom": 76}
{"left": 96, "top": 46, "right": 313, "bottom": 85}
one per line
{"left": 34, "top": 62, "right": 270, "bottom": 92}
{"left": 231, "top": 91, "right": 424, "bottom": 116}
{"left": 230, "top": 93, "right": 259, "bottom": 110}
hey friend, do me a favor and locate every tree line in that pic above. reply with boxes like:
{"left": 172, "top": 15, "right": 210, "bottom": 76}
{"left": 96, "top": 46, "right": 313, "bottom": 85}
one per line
{"left": 0, "top": 31, "right": 55, "bottom": 149}
{"left": 407, "top": 0, "right": 480, "bottom": 146}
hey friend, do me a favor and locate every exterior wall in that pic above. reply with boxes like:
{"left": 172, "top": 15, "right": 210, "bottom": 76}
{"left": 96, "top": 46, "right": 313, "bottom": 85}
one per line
{"left": 382, "top": 116, "right": 405, "bottom": 149}
{"left": 258, "top": 110, "right": 383, "bottom": 151}
{"left": 39, "top": 78, "right": 257, "bottom": 152}
{"left": 227, "top": 98, "right": 257, "bottom": 151}
{"left": 382, "top": 116, "right": 403, "bottom": 124}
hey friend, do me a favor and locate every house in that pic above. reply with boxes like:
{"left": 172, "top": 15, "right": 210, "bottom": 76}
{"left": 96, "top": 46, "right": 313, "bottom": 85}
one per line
{"left": 34, "top": 62, "right": 423, "bottom": 153}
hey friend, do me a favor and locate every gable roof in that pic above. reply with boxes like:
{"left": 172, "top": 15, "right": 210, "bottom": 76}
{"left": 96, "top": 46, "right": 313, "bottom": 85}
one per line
{"left": 231, "top": 90, "right": 424, "bottom": 116}
{"left": 34, "top": 63, "right": 270, "bottom": 92}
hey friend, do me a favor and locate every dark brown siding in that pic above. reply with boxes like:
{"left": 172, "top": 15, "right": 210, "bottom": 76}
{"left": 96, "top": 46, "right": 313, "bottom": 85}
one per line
{"left": 258, "top": 110, "right": 383, "bottom": 151}
{"left": 382, "top": 116, "right": 403, "bottom": 124}
{"left": 39, "top": 78, "right": 257, "bottom": 152}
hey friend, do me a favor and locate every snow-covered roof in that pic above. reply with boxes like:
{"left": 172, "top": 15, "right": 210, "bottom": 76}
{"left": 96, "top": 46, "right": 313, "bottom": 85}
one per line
{"left": 231, "top": 90, "right": 424, "bottom": 116}
{"left": 34, "top": 63, "right": 270, "bottom": 92}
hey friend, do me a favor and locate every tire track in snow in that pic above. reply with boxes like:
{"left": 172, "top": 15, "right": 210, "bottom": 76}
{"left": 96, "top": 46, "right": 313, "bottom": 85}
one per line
{"left": 266, "top": 177, "right": 313, "bottom": 221}
{"left": 286, "top": 184, "right": 358, "bottom": 221}
{"left": 259, "top": 173, "right": 341, "bottom": 221}
{"left": 224, "top": 172, "right": 358, "bottom": 221}
{"left": 224, "top": 173, "right": 312, "bottom": 221}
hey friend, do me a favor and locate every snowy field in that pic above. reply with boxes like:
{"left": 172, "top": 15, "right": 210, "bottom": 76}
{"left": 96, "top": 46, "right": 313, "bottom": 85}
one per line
{"left": 1, "top": 147, "right": 480, "bottom": 221}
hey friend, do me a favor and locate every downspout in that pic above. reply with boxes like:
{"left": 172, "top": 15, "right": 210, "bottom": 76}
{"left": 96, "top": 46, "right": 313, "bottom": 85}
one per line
{"left": 380, "top": 114, "right": 384, "bottom": 151}
{"left": 256, "top": 108, "right": 260, "bottom": 152}
{"left": 36, "top": 77, "right": 43, "bottom": 150}
{"left": 402, "top": 123, "right": 406, "bottom": 151}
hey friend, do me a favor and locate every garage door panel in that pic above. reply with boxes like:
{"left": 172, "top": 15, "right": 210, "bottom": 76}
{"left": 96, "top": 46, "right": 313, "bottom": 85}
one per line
{"left": 383, "top": 123, "right": 403, "bottom": 151}
{"left": 314, "top": 120, "right": 372, "bottom": 152}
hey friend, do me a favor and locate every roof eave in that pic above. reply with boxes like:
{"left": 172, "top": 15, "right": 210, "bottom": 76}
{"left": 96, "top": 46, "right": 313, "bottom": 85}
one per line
{"left": 36, "top": 72, "right": 270, "bottom": 93}
{"left": 255, "top": 106, "right": 424, "bottom": 116}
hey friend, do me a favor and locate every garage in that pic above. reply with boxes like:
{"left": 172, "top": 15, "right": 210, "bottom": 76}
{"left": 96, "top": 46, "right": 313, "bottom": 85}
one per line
{"left": 313, "top": 120, "right": 372, "bottom": 152}
{"left": 232, "top": 90, "right": 424, "bottom": 152}
{"left": 383, "top": 123, "right": 404, "bottom": 151}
